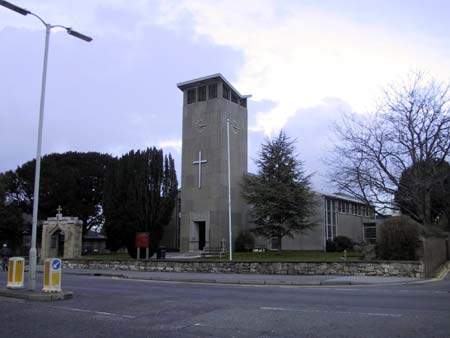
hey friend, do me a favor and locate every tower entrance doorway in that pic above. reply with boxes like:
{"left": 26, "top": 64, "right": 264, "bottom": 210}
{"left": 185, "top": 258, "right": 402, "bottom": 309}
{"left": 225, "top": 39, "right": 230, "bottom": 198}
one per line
{"left": 195, "top": 221, "right": 206, "bottom": 250}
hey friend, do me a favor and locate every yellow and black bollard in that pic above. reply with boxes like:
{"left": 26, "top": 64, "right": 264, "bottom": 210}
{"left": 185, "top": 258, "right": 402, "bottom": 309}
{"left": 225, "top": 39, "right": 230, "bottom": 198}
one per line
{"left": 43, "top": 258, "right": 62, "bottom": 293}
{"left": 7, "top": 257, "right": 25, "bottom": 289}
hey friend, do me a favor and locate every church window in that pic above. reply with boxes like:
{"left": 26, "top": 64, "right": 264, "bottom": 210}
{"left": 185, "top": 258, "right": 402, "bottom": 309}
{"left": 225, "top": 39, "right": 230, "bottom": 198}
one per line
{"left": 187, "top": 89, "right": 196, "bottom": 104}
{"left": 223, "top": 84, "right": 230, "bottom": 99}
{"left": 198, "top": 86, "right": 206, "bottom": 102}
{"left": 325, "top": 198, "right": 337, "bottom": 240}
{"left": 363, "top": 223, "right": 377, "bottom": 243}
{"left": 240, "top": 98, "right": 247, "bottom": 107}
{"left": 208, "top": 83, "right": 217, "bottom": 99}
{"left": 231, "top": 92, "right": 238, "bottom": 103}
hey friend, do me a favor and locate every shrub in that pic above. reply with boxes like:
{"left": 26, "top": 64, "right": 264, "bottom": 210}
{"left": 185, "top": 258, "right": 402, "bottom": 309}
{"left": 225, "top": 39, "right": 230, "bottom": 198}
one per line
{"left": 235, "top": 231, "right": 255, "bottom": 252}
{"left": 377, "top": 215, "right": 420, "bottom": 260}
{"left": 354, "top": 241, "right": 376, "bottom": 260}
{"left": 334, "top": 236, "right": 354, "bottom": 252}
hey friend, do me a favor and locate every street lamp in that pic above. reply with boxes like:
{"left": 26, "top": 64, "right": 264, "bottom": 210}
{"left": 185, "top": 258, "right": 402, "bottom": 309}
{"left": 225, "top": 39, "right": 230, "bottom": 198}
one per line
{"left": 0, "top": 1, "right": 92, "bottom": 291}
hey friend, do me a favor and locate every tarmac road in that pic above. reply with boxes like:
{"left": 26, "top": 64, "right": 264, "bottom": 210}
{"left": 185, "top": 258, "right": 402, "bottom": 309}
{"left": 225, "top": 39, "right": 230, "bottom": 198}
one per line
{"left": 0, "top": 271, "right": 449, "bottom": 338}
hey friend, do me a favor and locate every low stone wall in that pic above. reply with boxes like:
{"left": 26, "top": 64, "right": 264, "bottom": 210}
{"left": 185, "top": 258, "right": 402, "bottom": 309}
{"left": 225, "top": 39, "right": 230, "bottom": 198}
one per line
{"left": 63, "top": 259, "right": 425, "bottom": 279}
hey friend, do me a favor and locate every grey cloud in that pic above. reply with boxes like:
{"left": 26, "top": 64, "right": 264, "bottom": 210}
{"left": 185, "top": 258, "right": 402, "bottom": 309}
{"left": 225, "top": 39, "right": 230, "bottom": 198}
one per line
{"left": 0, "top": 22, "right": 244, "bottom": 175}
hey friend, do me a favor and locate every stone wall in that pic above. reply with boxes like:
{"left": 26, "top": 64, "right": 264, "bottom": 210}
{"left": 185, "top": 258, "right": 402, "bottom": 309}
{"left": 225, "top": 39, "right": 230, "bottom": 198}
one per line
{"left": 63, "top": 259, "right": 425, "bottom": 279}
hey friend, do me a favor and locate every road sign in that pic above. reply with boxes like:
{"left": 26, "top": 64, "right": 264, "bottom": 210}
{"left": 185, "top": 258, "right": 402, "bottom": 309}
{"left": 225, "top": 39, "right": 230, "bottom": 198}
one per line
{"left": 136, "top": 232, "right": 150, "bottom": 248}
{"left": 52, "top": 259, "right": 61, "bottom": 270}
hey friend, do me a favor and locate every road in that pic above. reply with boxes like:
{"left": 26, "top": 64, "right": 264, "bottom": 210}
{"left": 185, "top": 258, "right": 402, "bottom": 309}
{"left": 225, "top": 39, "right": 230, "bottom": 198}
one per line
{"left": 0, "top": 272, "right": 449, "bottom": 338}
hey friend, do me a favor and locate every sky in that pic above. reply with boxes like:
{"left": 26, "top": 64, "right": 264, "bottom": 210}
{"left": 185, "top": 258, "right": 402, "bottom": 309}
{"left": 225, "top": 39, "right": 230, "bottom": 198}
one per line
{"left": 1, "top": 0, "right": 450, "bottom": 191}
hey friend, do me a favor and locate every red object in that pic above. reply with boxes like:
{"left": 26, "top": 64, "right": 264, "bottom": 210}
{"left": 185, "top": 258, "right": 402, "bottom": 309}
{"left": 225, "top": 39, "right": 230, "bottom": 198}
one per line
{"left": 135, "top": 232, "right": 150, "bottom": 248}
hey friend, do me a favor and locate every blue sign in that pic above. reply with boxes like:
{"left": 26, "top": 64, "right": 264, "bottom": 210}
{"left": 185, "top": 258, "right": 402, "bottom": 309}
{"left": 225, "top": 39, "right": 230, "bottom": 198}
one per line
{"left": 52, "top": 259, "right": 61, "bottom": 270}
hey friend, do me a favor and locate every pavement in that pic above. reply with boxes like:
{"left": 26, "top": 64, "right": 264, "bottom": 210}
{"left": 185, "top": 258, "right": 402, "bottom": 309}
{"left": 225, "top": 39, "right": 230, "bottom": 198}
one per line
{"left": 0, "top": 287, "right": 73, "bottom": 301}
{"left": 57, "top": 267, "right": 421, "bottom": 286}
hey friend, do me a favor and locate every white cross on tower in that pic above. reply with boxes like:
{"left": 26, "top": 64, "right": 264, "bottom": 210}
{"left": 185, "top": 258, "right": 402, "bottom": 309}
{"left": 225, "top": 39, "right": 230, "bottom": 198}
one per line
{"left": 193, "top": 151, "right": 207, "bottom": 189}
{"left": 56, "top": 205, "right": 62, "bottom": 220}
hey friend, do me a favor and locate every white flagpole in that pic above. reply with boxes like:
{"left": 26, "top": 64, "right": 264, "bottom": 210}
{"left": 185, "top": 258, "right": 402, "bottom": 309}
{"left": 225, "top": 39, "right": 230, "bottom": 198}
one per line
{"left": 227, "top": 118, "right": 232, "bottom": 261}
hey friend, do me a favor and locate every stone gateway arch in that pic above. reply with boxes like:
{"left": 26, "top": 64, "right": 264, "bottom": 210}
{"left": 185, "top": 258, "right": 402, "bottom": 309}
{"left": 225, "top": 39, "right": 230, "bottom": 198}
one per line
{"left": 40, "top": 209, "right": 82, "bottom": 261}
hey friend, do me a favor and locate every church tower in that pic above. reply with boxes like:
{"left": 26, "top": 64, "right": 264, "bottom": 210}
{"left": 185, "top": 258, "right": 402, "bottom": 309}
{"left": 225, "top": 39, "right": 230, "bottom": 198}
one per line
{"left": 177, "top": 74, "right": 250, "bottom": 253}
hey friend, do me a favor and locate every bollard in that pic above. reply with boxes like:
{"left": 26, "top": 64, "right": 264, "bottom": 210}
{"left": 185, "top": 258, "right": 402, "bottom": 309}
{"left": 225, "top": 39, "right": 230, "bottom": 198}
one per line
{"left": 42, "top": 258, "right": 62, "bottom": 293}
{"left": 7, "top": 257, "right": 25, "bottom": 289}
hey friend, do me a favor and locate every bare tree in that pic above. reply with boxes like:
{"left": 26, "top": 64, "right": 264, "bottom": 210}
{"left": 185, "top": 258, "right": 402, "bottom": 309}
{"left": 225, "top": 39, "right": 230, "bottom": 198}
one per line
{"left": 327, "top": 72, "right": 450, "bottom": 225}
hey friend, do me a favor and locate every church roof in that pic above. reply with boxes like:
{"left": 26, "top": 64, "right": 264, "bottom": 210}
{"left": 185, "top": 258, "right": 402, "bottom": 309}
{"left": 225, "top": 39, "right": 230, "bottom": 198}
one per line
{"left": 315, "top": 190, "right": 372, "bottom": 205}
{"left": 177, "top": 73, "right": 252, "bottom": 99}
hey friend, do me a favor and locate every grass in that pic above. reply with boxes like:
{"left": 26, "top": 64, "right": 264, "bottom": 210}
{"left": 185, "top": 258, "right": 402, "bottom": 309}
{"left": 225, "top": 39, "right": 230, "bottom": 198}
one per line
{"left": 81, "top": 253, "right": 132, "bottom": 260}
{"left": 209, "top": 251, "right": 362, "bottom": 262}
{"left": 80, "top": 251, "right": 362, "bottom": 262}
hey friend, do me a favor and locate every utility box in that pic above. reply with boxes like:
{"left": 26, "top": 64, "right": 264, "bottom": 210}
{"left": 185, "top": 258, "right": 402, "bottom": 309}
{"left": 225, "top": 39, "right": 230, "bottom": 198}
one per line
{"left": 43, "top": 258, "right": 62, "bottom": 293}
{"left": 7, "top": 257, "right": 25, "bottom": 289}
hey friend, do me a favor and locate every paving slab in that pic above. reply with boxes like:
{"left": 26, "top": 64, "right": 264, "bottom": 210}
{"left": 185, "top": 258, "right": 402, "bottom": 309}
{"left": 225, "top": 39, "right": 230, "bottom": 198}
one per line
{"left": 0, "top": 288, "right": 73, "bottom": 301}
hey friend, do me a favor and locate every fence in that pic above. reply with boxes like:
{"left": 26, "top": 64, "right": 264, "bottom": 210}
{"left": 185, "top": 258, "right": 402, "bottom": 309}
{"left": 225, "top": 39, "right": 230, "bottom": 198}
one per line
{"left": 419, "top": 237, "right": 450, "bottom": 278}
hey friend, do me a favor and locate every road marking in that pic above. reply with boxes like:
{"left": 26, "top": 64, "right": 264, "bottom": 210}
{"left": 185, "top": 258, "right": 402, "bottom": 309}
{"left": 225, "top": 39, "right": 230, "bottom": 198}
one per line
{"left": 51, "top": 305, "right": 136, "bottom": 319}
{"left": 0, "top": 296, "right": 26, "bottom": 304}
{"left": 260, "top": 306, "right": 402, "bottom": 318}
{"left": 365, "top": 289, "right": 450, "bottom": 295}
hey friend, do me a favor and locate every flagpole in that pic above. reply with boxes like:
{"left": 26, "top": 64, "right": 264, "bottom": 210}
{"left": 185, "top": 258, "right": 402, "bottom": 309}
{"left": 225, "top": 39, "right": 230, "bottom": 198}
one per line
{"left": 226, "top": 118, "right": 232, "bottom": 261}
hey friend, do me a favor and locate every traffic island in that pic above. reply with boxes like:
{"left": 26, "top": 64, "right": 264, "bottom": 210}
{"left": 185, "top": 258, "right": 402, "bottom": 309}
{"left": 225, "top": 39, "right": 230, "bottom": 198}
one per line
{"left": 0, "top": 288, "right": 73, "bottom": 301}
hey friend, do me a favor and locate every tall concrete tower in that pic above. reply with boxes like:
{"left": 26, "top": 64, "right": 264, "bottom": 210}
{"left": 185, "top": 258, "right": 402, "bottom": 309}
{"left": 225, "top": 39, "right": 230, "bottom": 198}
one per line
{"left": 177, "top": 74, "right": 250, "bottom": 253}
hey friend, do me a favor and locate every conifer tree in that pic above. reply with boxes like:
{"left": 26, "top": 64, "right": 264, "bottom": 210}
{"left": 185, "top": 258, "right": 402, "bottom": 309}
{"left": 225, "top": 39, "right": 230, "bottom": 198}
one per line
{"left": 103, "top": 148, "right": 178, "bottom": 257}
{"left": 241, "top": 131, "right": 316, "bottom": 250}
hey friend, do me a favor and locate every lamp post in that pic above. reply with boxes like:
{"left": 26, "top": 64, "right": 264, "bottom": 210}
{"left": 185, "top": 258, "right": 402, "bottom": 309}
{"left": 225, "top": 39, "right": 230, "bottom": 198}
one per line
{"left": 0, "top": 1, "right": 92, "bottom": 291}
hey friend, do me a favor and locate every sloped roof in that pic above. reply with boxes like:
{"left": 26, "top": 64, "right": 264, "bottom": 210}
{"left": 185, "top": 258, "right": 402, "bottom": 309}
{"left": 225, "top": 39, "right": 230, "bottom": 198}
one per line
{"left": 83, "top": 230, "right": 106, "bottom": 240}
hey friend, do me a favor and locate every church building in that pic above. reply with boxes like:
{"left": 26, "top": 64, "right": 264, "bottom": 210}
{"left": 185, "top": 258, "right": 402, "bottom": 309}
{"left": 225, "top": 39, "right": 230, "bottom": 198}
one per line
{"left": 161, "top": 74, "right": 376, "bottom": 253}
{"left": 176, "top": 74, "right": 250, "bottom": 253}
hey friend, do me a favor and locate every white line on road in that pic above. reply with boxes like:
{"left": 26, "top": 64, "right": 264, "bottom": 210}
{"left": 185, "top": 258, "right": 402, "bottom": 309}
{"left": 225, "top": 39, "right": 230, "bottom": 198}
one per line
{"left": 260, "top": 306, "right": 402, "bottom": 318}
{"left": 0, "top": 296, "right": 26, "bottom": 304}
{"left": 51, "top": 305, "right": 136, "bottom": 319}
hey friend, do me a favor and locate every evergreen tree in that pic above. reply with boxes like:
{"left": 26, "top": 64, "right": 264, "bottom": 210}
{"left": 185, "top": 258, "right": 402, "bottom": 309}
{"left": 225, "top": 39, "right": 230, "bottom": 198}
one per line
{"left": 103, "top": 148, "right": 178, "bottom": 257}
{"left": 241, "top": 131, "right": 316, "bottom": 250}
{"left": 6, "top": 152, "right": 113, "bottom": 235}
{"left": 0, "top": 172, "right": 26, "bottom": 251}
{"left": 395, "top": 160, "right": 450, "bottom": 230}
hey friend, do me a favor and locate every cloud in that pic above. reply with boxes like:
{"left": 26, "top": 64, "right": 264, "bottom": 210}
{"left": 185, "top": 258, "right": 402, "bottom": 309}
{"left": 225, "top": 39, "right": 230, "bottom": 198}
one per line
{"left": 0, "top": 12, "right": 242, "bottom": 173}
{"left": 158, "top": 139, "right": 182, "bottom": 154}
{"left": 155, "top": 0, "right": 450, "bottom": 136}
{"left": 247, "top": 97, "right": 350, "bottom": 190}
{"left": 2, "top": 0, "right": 450, "bottom": 190}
